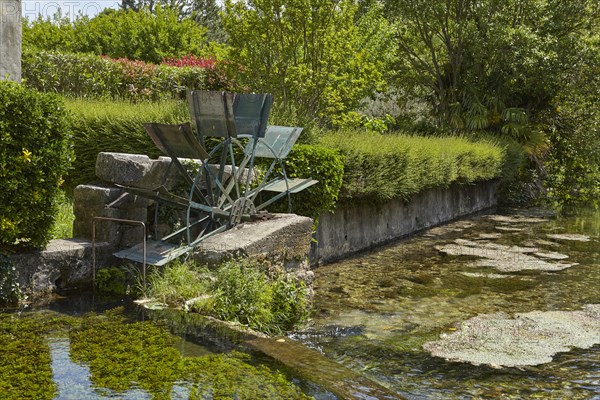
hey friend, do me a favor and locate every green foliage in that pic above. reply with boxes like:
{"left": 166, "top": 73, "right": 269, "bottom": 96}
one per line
{"left": 21, "top": 11, "right": 77, "bottom": 52}
{"left": 0, "top": 82, "right": 73, "bottom": 250}
{"left": 222, "top": 0, "right": 392, "bottom": 122}
{"left": 146, "top": 259, "right": 311, "bottom": 334}
{"left": 146, "top": 261, "right": 211, "bottom": 305}
{"left": 0, "top": 255, "right": 21, "bottom": 304}
{"left": 64, "top": 98, "right": 189, "bottom": 188}
{"left": 50, "top": 190, "right": 74, "bottom": 239}
{"left": 208, "top": 259, "right": 277, "bottom": 331}
{"left": 387, "top": 0, "right": 595, "bottom": 135}
{"left": 319, "top": 130, "right": 505, "bottom": 203}
{"left": 274, "top": 145, "right": 345, "bottom": 218}
{"left": 22, "top": 50, "right": 221, "bottom": 101}
{"left": 542, "top": 28, "right": 600, "bottom": 211}
{"left": 23, "top": 6, "right": 206, "bottom": 64}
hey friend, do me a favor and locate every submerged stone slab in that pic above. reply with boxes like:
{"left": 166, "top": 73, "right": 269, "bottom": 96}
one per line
{"left": 474, "top": 233, "right": 503, "bottom": 240}
{"left": 460, "top": 272, "right": 514, "bottom": 279}
{"left": 424, "top": 305, "right": 600, "bottom": 368}
{"left": 495, "top": 226, "right": 524, "bottom": 232}
{"left": 436, "top": 239, "right": 575, "bottom": 272}
{"left": 547, "top": 233, "right": 591, "bottom": 242}
{"left": 534, "top": 251, "right": 569, "bottom": 260}
{"left": 487, "top": 215, "right": 547, "bottom": 224}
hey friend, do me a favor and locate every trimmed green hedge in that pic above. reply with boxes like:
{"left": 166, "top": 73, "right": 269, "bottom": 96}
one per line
{"left": 65, "top": 99, "right": 189, "bottom": 187}
{"left": 0, "top": 82, "right": 73, "bottom": 250}
{"left": 319, "top": 130, "right": 505, "bottom": 203}
{"left": 64, "top": 99, "right": 506, "bottom": 220}
{"left": 23, "top": 50, "right": 231, "bottom": 101}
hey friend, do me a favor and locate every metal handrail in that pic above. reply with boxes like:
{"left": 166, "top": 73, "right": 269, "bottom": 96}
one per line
{"left": 92, "top": 217, "right": 147, "bottom": 288}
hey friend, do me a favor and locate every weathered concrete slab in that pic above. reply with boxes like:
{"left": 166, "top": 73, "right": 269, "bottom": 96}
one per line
{"left": 193, "top": 214, "right": 314, "bottom": 283}
{"left": 424, "top": 305, "right": 600, "bottom": 368}
{"left": 0, "top": 0, "right": 21, "bottom": 82}
{"left": 10, "top": 239, "right": 113, "bottom": 297}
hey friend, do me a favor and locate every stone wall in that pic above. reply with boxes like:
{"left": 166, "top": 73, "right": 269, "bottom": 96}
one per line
{"left": 0, "top": 0, "right": 21, "bottom": 82}
{"left": 313, "top": 180, "right": 498, "bottom": 264}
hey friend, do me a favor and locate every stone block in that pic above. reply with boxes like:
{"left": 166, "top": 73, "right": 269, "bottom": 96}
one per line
{"left": 73, "top": 184, "right": 123, "bottom": 242}
{"left": 10, "top": 239, "right": 114, "bottom": 298}
{"left": 73, "top": 206, "right": 121, "bottom": 243}
{"left": 74, "top": 184, "right": 123, "bottom": 212}
{"left": 192, "top": 214, "right": 313, "bottom": 284}
{"left": 95, "top": 152, "right": 184, "bottom": 189}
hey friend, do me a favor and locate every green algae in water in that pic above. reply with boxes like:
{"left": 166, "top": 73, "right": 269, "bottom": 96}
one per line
{"left": 0, "top": 311, "right": 77, "bottom": 400}
{"left": 304, "top": 209, "right": 600, "bottom": 398}
{"left": 0, "top": 308, "right": 312, "bottom": 399}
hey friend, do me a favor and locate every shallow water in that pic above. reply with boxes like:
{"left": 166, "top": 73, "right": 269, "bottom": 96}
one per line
{"left": 298, "top": 209, "right": 600, "bottom": 399}
{"left": 0, "top": 299, "right": 323, "bottom": 400}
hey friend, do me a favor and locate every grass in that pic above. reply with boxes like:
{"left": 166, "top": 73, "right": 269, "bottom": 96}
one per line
{"left": 50, "top": 190, "right": 74, "bottom": 239}
{"left": 318, "top": 130, "right": 506, "bottom": 203}
{"left": 145, "top": 259, "right": 311, "bottom": 335}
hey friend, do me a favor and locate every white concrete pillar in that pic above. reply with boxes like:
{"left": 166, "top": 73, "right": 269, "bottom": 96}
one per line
{"left": 0, "top": 0, "right": 21, "bottom": 82}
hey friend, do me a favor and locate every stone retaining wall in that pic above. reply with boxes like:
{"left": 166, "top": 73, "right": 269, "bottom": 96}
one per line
{"left": 313, "top": 180, "right": 498, "bottom": 264}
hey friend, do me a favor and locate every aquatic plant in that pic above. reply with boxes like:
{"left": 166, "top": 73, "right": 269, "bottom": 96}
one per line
{"left": 183, "top": 352, "right": 311, "bottom": 399}
{"left": 0, "top": 312, "right": 76, "bottom": 400}
{"left": 0, "top": 308, "right": 312, "bottom": 399}
{"left": 70, "top": 308, "right": 184, "bottom": 396}
{"left": 69, "top": 308, "right": 311, "bottom": 398}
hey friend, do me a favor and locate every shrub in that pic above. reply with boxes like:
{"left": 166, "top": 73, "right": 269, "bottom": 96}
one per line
{"left": 22, "top": 50, "right": 223, "bottom": 101}
{"left": 270, "top": 144, "right": 345, "bottom": 218}
{"left": 319, "top": 130, "right": 505, "bottom": 203}
{"left": 0, "top": 82, "right": 73, "bottom": 250}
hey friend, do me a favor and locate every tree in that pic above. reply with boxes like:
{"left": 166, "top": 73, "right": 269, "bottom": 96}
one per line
{"left": 191, "top": 0, "right": 226, "bottom": 42}
{"left": 75, "top": 6, "right": 206, "bottom": 63}
{"left": 121, "top": 0, "right": 189, "bottom": 15}
{"left": 222, "top": 0, "right": 392, "bottom": 124}
{"left": 386, "top": 0, "right": 597, "bottom": 136}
